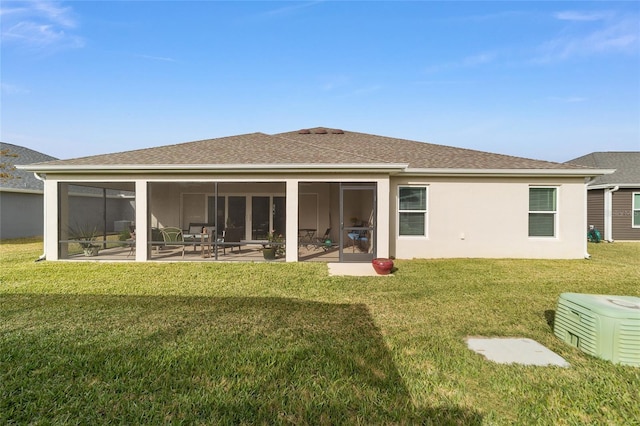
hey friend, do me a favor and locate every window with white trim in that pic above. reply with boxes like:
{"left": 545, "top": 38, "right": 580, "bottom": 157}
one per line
{"left": 633, "top": 193, "right": 640, "bottom": 228}
{"left": 398, "top": 186, "right": 427, "bottom": 236}
{"left": 528, "top": 187, "right": 557, "bottom": 237}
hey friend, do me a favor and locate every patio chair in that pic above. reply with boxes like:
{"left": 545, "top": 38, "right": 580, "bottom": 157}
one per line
{"left": 151, "top": 227, "right": 164, "bottom": 252}
{"left": 212, "top": 233, "right": 226, "bottom": 256}
{"left": 161, "top": 227, "right": 185, "bottom": 258}
{"left": 315, "top": 228, "right": 335, "bottom": 251}
{"left": 127, "top": 230, "right": 136, "bottom": 257}
{"left": 223, "top": 227, "right": 243, "bottom": 253}
{"left": 357, "top": 229, "right": 369, "bottom": 252}
{"left": 199, "top": 226, "right": 224, "bottom": 257}
{"left": 347, "top": 226, "right": 369, "bottom": 253}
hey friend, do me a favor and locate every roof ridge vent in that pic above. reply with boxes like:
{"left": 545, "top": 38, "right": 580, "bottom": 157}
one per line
{"left": 297, "top": 127, "right": 344, "bottom": 135}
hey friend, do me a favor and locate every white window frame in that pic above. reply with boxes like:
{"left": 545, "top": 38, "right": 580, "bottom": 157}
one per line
{"left": 633, "top": 192, "right": 640, "bottom": 228}
{"left": 528, "top": 186, "right": 558, "bottom": 238}
{"left": 397, "top": 185, "right": 428, "bottom": 238}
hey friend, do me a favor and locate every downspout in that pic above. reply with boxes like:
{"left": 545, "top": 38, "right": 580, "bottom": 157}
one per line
{"left": 33, "top": 173, "right": 47, "bottom": 261}
{"left": 103, "top": 188, "right": 108, "bottom": 250}
{"left": 214, "top": 182, "right": 219, "bottom": 261}
{"left": 604, "top": 185, "right": 620, "bottom": 243}
{"left": 584, "top": 176, "right": 595, "bottom": 259}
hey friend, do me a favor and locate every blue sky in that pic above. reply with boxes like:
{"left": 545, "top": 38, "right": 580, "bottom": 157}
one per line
{"left": 1, "top": 1, "right": 639, "bottom": 162}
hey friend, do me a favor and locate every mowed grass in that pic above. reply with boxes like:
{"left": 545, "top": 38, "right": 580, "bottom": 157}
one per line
{"left": 1, "top": 239, "right": 639, "bottom": 425}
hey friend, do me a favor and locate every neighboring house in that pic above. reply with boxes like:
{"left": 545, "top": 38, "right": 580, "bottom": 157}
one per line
{"left": 0, "top": 142, "right": 56, "bottom": 239}
{"left": 567, "top": 152, "right": 640, "bottom": 242}
{"left": 20, "top": 127, "right": 611, "bottom": 262}
{"left": 1, "top": 142, "right": 135, "bottom": 241}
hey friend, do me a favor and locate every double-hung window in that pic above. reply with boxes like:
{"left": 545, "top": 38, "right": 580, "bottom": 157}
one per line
{"left": 398, "top": 186, "right": 427, "bottom": 236}
{"left": 633, "top": 193, "right": 640, "bottom": 228}
{"left": 529, "top": 187, "right": 557, "bottom": 237}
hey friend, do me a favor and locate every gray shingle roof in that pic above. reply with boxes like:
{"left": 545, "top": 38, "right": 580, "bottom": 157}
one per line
{"left": 24, "top": 127, "right": 593, "bottom": 172}
{"left": 1, "top": 142, "right": 57, "bottom": 192}
{"left": 567, "top": 152, "right": 640, "bottom": 186}
{"left": 276, "top": 129, "right": 581, "bottom": 170}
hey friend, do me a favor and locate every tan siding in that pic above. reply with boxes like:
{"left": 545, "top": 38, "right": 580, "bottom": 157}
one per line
{"left": 587, "top": 189, "right": 605, "bottom": 232}
{"left": 612, "top": 188, "right": 640, "bottom": 241}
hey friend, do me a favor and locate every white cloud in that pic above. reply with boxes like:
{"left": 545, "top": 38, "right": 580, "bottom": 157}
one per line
{"left": 33, "top": 0, "right": 77, "bottom": 28}
{"left": 448, "top": 10, "right": 526, "bottom": 23}
{"left": 242, "top": 1, "right": 324, "bottom": 23}
{"left": 0, "top": 82, "right": 30, "bottom": 95}
{"left": 135, "top": 54, "right": 177, "bottom": 63}
{"left": 425, "top": 51, "right": 498, "bottom": 74}
{"left": 262, "top": 1, "right": 323, "bottom": 18}
{"left": 3, "top": 20, "right": 83, "bottom": 48}
{"left": 536, "top": 11, "right": 639, "bottom": 62}
{"left": 462, "top": 52, "right": 497, "bottom": 67}
{"left": 554, "top": 11, "right": 612, "bottom": 22}
{"left": 0, "top": 1, "right": 84, "bottom": 51}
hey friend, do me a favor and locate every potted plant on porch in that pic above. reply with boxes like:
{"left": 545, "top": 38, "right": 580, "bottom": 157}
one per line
{"left": 69, "top": 224, "right": 101, "bottom": 256}
{"left": 263, "top": 231, "right": 284, "bottom": 260}
{"left": 372, "top": 257, "right": 394, "bottom": 275}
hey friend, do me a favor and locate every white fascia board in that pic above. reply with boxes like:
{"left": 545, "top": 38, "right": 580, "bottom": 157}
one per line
{"left": 402, "top": 168, "right": 616, "bottom": 178}
{"left": 17, "top": 163, "right": 409, "bottom": 174}
{"left": 0, "top": 188, "right": 44, "bottom": 195}
{"left": 588, "top": 183, "right": 640, "bottom": 190}
{"left": 17, "top": 163, "right": 614, "bottom": 178}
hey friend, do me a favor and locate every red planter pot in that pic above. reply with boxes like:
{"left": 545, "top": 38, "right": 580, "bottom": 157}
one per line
{"left": 372, "top": 258, "right": 394, "bottom": 275}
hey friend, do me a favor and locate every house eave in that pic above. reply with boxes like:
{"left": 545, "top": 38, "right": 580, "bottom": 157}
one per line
{"left": 17, "top": 164, "right": 614, "bottom": 179}
{"left": 402, "top": 168, "right": 616, "bottom": 178}
{"left": 0, "top": 187, "right": 44, "bottom": 195}
{"left": 18, "top": 163, "right": 409, "bottom": 175}
{"left": 587, "top": 183, "right": 640, "bottom": 190}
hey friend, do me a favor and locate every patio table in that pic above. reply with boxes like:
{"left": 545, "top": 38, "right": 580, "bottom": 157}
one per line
{"left": 239, "top": 239, "right": 285, "bottom": 253}
{"left": 184, "top": 233, "right": 216, "bottom": 257}
{"left": 240, "top": 239, "right": 270, "bottom": 247}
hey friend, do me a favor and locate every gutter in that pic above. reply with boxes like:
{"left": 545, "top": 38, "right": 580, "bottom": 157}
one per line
{"left": 0, "top": 172, "right": 48, "bottom": 195}
{"left": 18, "top": 164, "right": 615, "bottom": 178}
{"left": 587, "top": 183, "right": 640, "bottom": 190}
{"left": 402, "top": 168, "right": 616, "bottom": 178}
{"left": 33, "top": 172, "right": 47, "bottom": 262}
{"left": 0, "top": 188, "right": 44, "bottom": 195}
{"left": 17, "top": 163, "right": 409, "bottom": 175}
{"left": 604, "top": 185, "right": 620, "bottom": 243}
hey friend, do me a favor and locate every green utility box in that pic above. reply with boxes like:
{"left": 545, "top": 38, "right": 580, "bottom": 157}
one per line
{"left": 554, "top": 293, "right": 640, "bottom": 366}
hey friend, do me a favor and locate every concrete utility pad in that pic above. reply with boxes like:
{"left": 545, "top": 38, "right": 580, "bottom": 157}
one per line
{"left": 328, "top": 263, "right": 390, "bottom": 277}
{"left": 466, "top": 337, "right": 569, "bottom": 367}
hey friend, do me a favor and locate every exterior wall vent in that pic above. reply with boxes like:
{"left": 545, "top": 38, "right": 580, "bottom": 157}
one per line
{"left": 554, "top": 293, "right": 640, "bottom": 366}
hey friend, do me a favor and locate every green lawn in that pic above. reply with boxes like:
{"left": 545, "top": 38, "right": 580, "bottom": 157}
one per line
{"left": 1, "top": 239, "right": 639, "bottom": 425}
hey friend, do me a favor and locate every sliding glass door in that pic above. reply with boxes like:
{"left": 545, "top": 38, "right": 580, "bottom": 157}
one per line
{"left": 252, "top": 196, "right": 269, "bottom": 239}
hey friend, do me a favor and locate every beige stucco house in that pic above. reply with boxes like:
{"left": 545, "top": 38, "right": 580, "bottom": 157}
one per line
{"left": 20, "top": 127, "right": 611, "bottom": 262}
